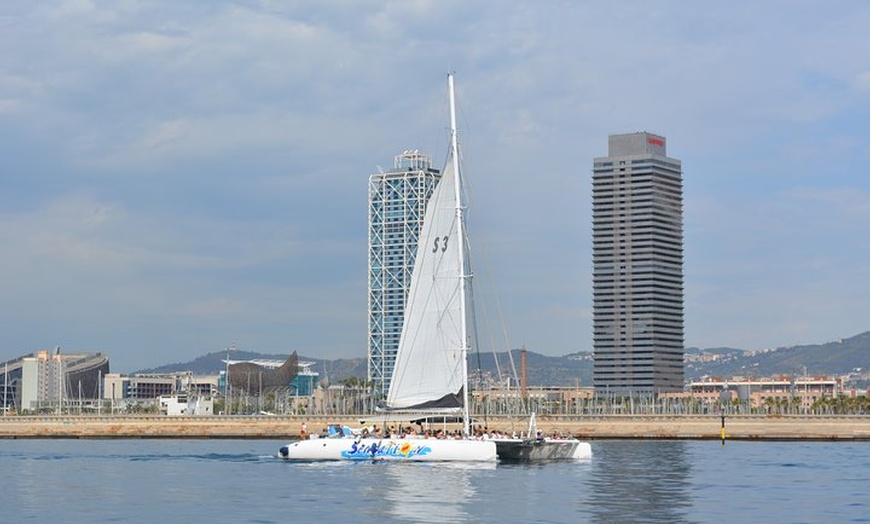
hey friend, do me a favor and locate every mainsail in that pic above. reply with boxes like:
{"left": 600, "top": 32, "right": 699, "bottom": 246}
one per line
{"left": 385, "top": 114, "right": 473, "bottom": 412}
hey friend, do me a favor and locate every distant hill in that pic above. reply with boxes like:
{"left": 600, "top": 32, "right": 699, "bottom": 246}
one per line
{"left": 138, "top": 331, "right": 870, "bottom": 388}
{"left": 685, "top": 331, "right": 870, "bottom": 380}
{"left": 139, "top": 350, "right": 368, "bottom": 384}
{"left": 473, "top": 350, "right": 592, "bottom": 387}
{"left": 138, "top": 348, "right": 590, "bottom": 387}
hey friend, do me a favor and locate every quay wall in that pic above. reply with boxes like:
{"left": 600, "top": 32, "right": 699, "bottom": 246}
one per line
{"left": 1, "top": 415, "right": 868, "bottom": 440}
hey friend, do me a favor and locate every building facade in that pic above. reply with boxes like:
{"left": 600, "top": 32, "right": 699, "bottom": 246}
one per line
{"left": 367, "top": 150, "right": 442, "bottom": 395}
{"left": 15, "top": 349, "right": 109, "bottom": 412}
{"left": 592, "top": 132, "right": 684, "bottom": 394}
{"left": 685, "top": 376, "right": 842, "bottom": 412}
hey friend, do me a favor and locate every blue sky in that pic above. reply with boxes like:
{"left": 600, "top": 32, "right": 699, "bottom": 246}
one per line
{"left": 1, "top": 1, "right": 869, "bottom": 372}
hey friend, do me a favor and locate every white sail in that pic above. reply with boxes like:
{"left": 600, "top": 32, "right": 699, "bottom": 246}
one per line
{"left": 385, "top": 149, "right": 471, "bottom": 411}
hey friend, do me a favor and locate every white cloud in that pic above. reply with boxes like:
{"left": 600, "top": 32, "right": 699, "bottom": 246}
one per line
{"left": 118, "top": 30, "right": 186, "bottom": 54}
{"left": 2, "top": 1, "right": 870, "bottom": 370}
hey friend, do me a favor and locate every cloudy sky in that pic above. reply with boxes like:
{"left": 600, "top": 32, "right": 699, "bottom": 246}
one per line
{"left": 2, "top": 1, "right": 869, "bottom": 371}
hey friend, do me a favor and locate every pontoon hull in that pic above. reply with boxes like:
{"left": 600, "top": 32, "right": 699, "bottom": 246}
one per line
{"left": 279, "top": 438, "right": 497, "bottom": 462}
{"left": 494, "top": 439, "right": 592, "bottom": 461}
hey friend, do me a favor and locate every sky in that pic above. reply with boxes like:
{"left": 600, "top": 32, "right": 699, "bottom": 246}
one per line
{"left": 1, "top": 1, "right": 869, "bottom": 372}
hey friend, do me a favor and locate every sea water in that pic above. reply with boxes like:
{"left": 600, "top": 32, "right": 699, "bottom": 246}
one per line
{"left": 0, "top": 439, "right": 867, "bottom": 523}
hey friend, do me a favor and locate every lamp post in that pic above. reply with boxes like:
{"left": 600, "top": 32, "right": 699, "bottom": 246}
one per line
{"left": 55, "top": 347, "right": 62, "bottom": 416}
{"left": 225, "top": 341, "right": 236, "bottom": 415}
{"left": 3, "top": 361, "right": 7, "bottom": 416}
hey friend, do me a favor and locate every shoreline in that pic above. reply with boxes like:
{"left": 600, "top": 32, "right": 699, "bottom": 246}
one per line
{"left": 1, "top": 415, "right": 868, "bottom": 440}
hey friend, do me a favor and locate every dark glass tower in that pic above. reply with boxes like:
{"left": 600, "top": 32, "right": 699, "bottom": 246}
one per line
{"left": 592, "top": 132, "right": 684, "bottom": 394}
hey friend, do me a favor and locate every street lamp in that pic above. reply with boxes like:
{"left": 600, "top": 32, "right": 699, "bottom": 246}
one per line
{"left": 225, "top": 341, "right": 236, "bottom": 415}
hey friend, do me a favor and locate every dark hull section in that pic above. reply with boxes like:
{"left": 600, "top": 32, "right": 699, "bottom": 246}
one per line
{"left": 494, "top": 439, "right": 581, "bottom": 461}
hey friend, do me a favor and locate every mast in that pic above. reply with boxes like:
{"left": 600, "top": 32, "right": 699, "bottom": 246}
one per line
{"left": 448, "top": 73, "right": 472, "bottom": 436}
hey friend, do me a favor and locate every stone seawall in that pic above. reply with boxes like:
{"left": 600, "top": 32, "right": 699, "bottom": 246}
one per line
{"left": 1, "top": 415, "right": 868, "bottom": 440}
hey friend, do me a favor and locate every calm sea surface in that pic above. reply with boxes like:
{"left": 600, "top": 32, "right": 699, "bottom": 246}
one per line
{"left": 0, "top": 439, "right": 867, "bottom": 523}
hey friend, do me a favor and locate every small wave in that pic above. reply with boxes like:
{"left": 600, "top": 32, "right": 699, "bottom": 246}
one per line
{"left": 124, "top": 452, "right": 265, "bottom": 463}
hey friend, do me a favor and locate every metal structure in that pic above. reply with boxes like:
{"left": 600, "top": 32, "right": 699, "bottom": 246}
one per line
{"left": 592, "top": 132, "right": 685, "bottom": 394}
{"left": 227, "top": 351, "right": 298, "bottom": 391}
{"left": 367, "top": 150, "right": 442, "bottom": 395}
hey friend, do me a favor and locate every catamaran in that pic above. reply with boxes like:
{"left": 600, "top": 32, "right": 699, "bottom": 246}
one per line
{"left": 279, "top": 73, "right": 496, "bottom": 461}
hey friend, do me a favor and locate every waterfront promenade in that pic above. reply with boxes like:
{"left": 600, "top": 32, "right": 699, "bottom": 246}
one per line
{"left": 1, "top": 415, "right": 868, "bottom": 440}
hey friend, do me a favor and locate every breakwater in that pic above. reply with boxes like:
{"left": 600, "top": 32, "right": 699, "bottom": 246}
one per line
{"left": 1, "top": 415, "right": 868, "bottom": 440}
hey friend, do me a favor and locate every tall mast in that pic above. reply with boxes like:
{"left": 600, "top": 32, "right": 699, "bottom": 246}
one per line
{"left": 448, "top": 73, "right": 471, "bottom": 436}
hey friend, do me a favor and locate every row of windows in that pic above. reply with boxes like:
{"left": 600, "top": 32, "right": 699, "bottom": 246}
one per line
{"left": 592, "top": 292, "right": 683, "bottom": 300}
{"left": 592, "top": 270, "right": 684, "bottom": 279}
{"left": 592, "top": 170, "right": 682, "bottom": 182}
{"left": 593, "top": 278, "right": 684, "bottom": 287}
{"left": 592, "top": 158, "right": 680, "bottom": 168}
{"left": 373, "top": 225, "right": 422, "bottom": 233}
{"left": 592, "top": 294, "right": 683, "bottom": 304}
{"left": 592, "top": 258, "right": 682, "bottom": 267}
{"left": 592, "top": 228, "right": 683, "bottom": 238}
{"left": 592, "top": 174, "right": 682, "bottom": 186}
{"left": 593, "top": 246, "right": 684, "bottom": 255}
{"left": 592, "top": 323, "right": 684, "bottom": 331}
{"left": 592, "top": 239, "right": 684, "bottom": 248}
{"left": 593, "top": 257, "right": 684, "bottom": 267}
{"left": 592, "top": 179, "right": 682, "bottom": 189}
{"left": 593, "top": 198, "right": 683, "bottom": 210}
{"left": 591, "top": 300, "right": 684, "bottom": 308}
{"left": 591, "top": 197, "right": 683, "bottom": 209}
{"left": 593, "top": 338, "right": 684, "bottom": 346}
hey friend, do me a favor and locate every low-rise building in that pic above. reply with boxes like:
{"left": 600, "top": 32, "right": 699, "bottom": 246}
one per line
{"left": 679, "top": 375, "right": 843, "bottom": 412}
{"left": 159, "top": 394, "right": 214, "bottom": 416}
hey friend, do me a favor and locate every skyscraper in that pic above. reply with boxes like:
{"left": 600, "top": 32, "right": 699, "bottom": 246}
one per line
{"left": 592, "top": 132, "right": 684, "bottom": 394}
{"left": 367, "top": 150, "right": 442, "bottom": 395}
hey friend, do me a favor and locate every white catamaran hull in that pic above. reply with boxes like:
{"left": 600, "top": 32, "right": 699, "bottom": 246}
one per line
{"left": 279, "top": 437, "right": 497, "bottom": 462}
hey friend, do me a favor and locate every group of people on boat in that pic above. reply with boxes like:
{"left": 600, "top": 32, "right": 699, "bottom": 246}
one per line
{"left": 358, "top": 425, "right": 456, "bottom": 440}
{"left": 304, "top": 422, "right": 570, "bottom": 441}
{"left": 357, "top": 425, "right": 497, "bottom": 440}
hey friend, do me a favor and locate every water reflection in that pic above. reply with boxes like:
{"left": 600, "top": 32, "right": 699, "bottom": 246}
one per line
{"left": 362, "top": 462, "right": 490, "bottom": 523}
{"left": 585, "top": 441, "right": 693, "bottom": 524}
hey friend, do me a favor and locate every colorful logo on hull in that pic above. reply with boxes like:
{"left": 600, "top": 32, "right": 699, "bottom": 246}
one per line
{"left": 341, "top": 440, "right": 433, "bottom": 460}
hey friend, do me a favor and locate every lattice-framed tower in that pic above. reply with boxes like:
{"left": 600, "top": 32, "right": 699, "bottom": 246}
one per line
{"left": 592, "top": 132, "right": 685, "bottom": 395}
{"left": 367, "top": 150, "right": 442, "bottom": 395}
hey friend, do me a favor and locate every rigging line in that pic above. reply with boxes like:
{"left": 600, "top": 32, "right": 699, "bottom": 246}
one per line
{"left": 447, "top": 82, "right": 515, "bottom": 387}
{"left": 449, "top": 114, "right": 499, "bottom": 384}
{"left": 460, "top": 153, "right": 518, "bottom": 388}
{"left": 428, "top": 81, "right": 450, "bottom": 172}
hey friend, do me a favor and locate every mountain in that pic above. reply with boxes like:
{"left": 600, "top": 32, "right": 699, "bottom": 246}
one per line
{"left": 137, "top": 331, "right": 870, "bottom": 388}
{"left": 139, "top": 350, "right": 368, "bottom": 383}
{"left": 137, "top": 348, "right": 589, "bottom": 386}
{"left": 685, "top": 331, "right": 870, "bottom": 380}
{"left": 473, "top": 350, "right": 592, "bottom": 387}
